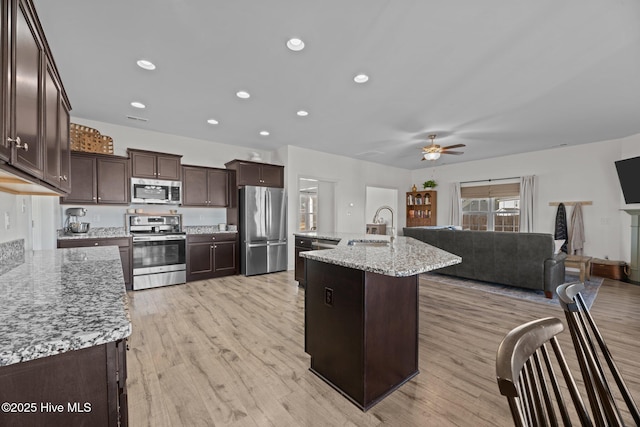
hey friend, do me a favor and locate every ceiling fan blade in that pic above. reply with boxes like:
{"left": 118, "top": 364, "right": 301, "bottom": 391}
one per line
{"left": 441, "top": 144, "right": 466, "bottom": 150}
{"left": 442, "top": 151, "right": 464, "bottom": 155}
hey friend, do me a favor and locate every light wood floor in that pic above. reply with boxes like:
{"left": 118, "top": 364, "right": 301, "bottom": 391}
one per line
{"left": 126, "top": 271, "right": 640, "bottom": 426}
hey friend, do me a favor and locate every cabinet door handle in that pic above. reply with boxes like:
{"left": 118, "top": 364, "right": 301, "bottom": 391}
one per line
{"left": 210, "top": 245, "right": 214, "bottom": 249}
{"left": 8, "top": 136, "right": 29, "bottom": 151}
{"left": 94, "top": 243, "right": 99, "bottom": 246}
{"left": 212, "top": 237, "right": 216, "bottom": 240}
{"left": 214, "top": 245, "right": 217, "bottom": 248}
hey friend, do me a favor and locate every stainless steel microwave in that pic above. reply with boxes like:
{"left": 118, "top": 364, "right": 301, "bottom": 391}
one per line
{"left": 131, "top": 178, "right": 182, "bottom": 205}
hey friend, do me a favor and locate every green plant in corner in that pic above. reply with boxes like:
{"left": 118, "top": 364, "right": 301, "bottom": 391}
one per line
{"left": 423, "top": 179, "right": 437, "bottom": 190}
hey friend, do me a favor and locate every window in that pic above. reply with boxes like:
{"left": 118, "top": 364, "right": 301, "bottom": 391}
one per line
{"left": 461, "top": 183, "right": 520, "bottom": 232}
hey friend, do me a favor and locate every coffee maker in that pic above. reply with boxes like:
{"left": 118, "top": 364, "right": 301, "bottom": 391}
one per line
{"left": 65, "top": 207, "right": 90, "bottom": 233}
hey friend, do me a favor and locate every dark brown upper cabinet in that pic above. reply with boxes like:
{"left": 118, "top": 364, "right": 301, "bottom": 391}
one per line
{"left": 128, "top": 148, "right": 182, "bottom": 181}
{"left": 224, "top": 159, "right": 284, "bottom": 188}
{"left": 182, "top": 165, "right": 231, "bottom": 207}
{"left": 0, "top": 0, "right": 71, "bottom": 194}
{"left": 61, "top": 152, "right": 129, "bottom": 205}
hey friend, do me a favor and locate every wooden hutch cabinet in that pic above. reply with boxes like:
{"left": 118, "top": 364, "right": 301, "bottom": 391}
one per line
{"left": 406, "top": 190, "right": 437, "bottom": 227}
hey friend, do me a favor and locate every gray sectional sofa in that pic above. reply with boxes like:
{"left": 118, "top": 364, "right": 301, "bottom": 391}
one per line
{"left": 403, "top": 227, "right": 566, "bottom": 298}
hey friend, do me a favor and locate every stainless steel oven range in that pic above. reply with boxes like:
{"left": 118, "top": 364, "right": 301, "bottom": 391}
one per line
{"left": 126, "top": 214, "right": 186, "bottom": 290}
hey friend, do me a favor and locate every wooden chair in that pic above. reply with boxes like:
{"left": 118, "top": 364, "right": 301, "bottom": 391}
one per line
{"left": 557, "top": 282, "right": 640, "bottom": 426}
{"left": 496, "top": 317, "right": 593, "bottom": 426}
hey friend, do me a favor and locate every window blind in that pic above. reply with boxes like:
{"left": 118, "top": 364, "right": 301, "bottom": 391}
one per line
{"left": 461, "top": 183, "right": 520, "bottom": 198}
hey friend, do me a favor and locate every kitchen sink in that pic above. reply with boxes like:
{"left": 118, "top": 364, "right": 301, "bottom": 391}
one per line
{"left": 347, "top": 239, "right": 390, "bottom": 247}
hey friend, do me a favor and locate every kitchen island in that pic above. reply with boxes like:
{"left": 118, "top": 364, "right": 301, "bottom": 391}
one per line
{"left": 300, "top": 234, "right": 461, "bottom": 411}
{"left": 0, "top": 243, "right": 131, "bottom": 426}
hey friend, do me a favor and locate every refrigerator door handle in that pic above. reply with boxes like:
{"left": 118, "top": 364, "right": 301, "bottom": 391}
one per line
{"left": 266, "top": 189, "right": 271, "bottom": 238}
{"left": 247, "top": 242, "right": 268, "bottom": 248}
{"left": 267, "top": 241, "right": 287, "bottom": 246}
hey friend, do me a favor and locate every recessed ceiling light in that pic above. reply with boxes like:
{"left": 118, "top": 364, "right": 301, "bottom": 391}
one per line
{"left": 207, "top": 119, "right": 219, "bottom": 125}
{"left": 286, "top": 38, "right": 305, "bottom": 51}
{"left": 259, "top": 131, "right": 270, "bottom": 136}
{"left": 353, "top": 74, "right": 369, "bottom": 83}
{"left": 296, "top": 110, "right": 309, "bottom": 117}
{"left": 136, "top": 59, "right": 156, "bottom": 70}
{"left": 131, "top": 101, "right": 146, "bottom": 109}
{"left": 236, "top": 90, "right": 251, "bottom": 99}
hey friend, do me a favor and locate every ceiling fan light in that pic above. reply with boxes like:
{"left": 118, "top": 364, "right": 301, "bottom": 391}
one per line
{"left": 424, "top": 152, "right": 440, "bottom": 161}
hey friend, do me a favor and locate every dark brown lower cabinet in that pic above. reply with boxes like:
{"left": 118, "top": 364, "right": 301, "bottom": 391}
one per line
{"left": 187, "top": 233, "right": 238, "bottom": 281}
{"left": 294, "top": 237, "right": 314, "bottom": 285}
{"left": 305, "top": 259, "right": 419, "bottom": 411}
{"left": 0, "top": 339, "right": 128, "bottom": 427}
{"left": 57, "top": 237, "right": 132, "bottom": 290}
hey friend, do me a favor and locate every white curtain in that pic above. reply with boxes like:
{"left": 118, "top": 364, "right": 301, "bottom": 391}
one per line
{"left": 519, "top": 175, "right": 535, "bottom": 232}
{"left": 449, "top": 182, "right": 462, "bottom": 226}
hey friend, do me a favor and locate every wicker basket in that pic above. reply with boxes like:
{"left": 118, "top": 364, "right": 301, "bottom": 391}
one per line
{"left": 69, "top": 123, "right": 114, "bottom": 154}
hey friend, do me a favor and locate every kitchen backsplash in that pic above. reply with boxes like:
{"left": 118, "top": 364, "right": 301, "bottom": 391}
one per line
{"left": 58, "top": 204, "right": 227, "bottom": 229}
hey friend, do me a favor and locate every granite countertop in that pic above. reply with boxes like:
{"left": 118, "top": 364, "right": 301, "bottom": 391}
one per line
{"left": 299, "top": 233, "right": 461, "bottom": 277}
{"left": 57, "top": 227, "right": 130, "bottom": 240}
{"left": 184, "top": 226, "right": 238, "bottom": 235}
{"left": 0, "top": 246, "right": 132, "bottom": 366}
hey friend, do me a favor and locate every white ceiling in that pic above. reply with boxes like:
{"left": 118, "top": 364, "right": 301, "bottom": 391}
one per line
{"left": 33, "top": 0, "right": 640, "bottom": 170}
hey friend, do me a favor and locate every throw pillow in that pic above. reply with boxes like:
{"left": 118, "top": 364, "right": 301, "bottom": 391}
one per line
{"left": 554, "top": 239, "right": 565, "bottom": 254}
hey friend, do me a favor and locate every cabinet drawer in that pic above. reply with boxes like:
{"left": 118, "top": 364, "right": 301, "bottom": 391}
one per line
{"left": 295, "top": 237, "right": 314, "bottom": 249}
{"left": 58, "top": 237, "right": 131, "bottom": 248}
{"left": 187, "top": 233, "right": 237, "bottom": 244}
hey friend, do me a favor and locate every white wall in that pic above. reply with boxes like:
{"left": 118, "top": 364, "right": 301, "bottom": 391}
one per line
{"left": 51, "top": 118, "right": 277, "bottom": 232}
{"left": 411, "top": 137, "right": 640, "bottom": 261}
{"left": 0, "top": 192, "right": 32, "bottom": 248}
{"left": 365, "top": 187, "right": 398, "bottom": 234}
{"left": 281, "top": 145, "right": 413, "bottom": 268}
{"left": 71, "top": 118, "right": 273, "bottom": 168}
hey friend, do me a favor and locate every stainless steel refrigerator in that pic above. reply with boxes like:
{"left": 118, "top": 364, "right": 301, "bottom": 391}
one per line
{"left": 239, "top": 186, "right": 288, "bottom": 276}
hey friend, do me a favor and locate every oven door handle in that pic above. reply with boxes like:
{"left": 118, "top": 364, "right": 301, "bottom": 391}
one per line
{"left": 133, "top": 235, "right": 186, "bottom": 242}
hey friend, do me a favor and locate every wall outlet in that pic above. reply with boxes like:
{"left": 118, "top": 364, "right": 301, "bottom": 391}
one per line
{"left": 4, "top": 212, "right": 9, "bottom": 230}
{"left": 324, "top": 287, "right": 334, "bottom": 307}
{"left": 93, "top": 214, "right": 101, "bottom": 222}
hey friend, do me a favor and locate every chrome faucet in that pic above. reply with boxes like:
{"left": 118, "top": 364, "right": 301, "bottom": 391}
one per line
{"left": 372, "top": 205, "right": 395, "bottom": 235}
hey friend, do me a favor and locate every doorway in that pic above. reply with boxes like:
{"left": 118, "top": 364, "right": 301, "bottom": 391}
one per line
{"left": 298, "top": 178, "right": 335, "bottom": 233}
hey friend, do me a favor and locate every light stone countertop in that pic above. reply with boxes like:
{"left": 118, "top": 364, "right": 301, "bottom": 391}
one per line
{"left": 298, "top": 233, "right": 461, "bottom": 277}
{"left": 57, "top": 227, "right": 130, "bottom": 240}
{"left": 184, "top": 226, "right": 238, "bottom": 235}
{"left": 0, "top": 246, "right": 132, "bottom": 366}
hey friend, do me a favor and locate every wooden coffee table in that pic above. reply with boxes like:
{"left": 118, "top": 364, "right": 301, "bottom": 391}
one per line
{"left": 565, "top": 255, "right": 593, "bottom": 282}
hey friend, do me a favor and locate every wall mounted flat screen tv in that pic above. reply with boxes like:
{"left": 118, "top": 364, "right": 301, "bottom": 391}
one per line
{"left": 615, "top": 156, "right": 640, "bottom": 204}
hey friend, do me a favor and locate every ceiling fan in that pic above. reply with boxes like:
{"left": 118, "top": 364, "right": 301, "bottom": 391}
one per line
{"left": 421, "top": 134, "right": 465, "bottom": 161}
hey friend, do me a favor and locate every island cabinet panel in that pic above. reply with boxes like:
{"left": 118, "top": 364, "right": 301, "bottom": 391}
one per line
{"left": 0, "top": 340, "right": 128, "bottom": 427}
{"left": 305, "top": 259, "right": 419, "bottom": 411}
